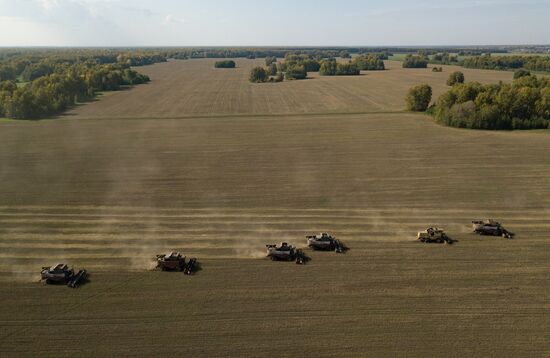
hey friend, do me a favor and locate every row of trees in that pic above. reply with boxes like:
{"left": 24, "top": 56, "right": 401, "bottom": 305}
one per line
{"left": 433, "top": 75, "right": 550, "bottom": 129}
{"left": 0, "top": 63, "right": 149, "bottom": 119}
{"left": 0, "top": 52, "right": 167, "bottom": 83}
{"left": 462, "top": 55, "right": 550, "bottom": 73}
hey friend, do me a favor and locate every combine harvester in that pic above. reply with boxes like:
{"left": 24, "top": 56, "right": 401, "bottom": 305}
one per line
{"left": 40, "top": 263, "right": 88, "bottom": 288}
{"left": 472, "top": 219, "right": 513, "bottom": 239}
{"left": 156, "top": 251, "right": 198, "bottom": 275}
{"left": 266, "top": 243, "right": 307, "bottom": 264}
{"left": 417, "top": 227, "right": 453, "bottom": 244}
{"left": 306, "top": 232, "right": 345, "bottom": 253}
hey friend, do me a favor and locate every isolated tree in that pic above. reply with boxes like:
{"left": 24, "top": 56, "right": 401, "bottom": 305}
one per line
{"left": 447, "top": 71, "right": 465, "bottom": 86}
{"left": 405, "top": 84, "right": 432, "bottom": 112}
{"left": 249, "top": 67, "right": 268, "bottom": 83}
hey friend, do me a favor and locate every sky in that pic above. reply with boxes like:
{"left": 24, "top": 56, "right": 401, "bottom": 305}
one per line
{"left": 0, "top": 0, "right": 549, "bottom": 47}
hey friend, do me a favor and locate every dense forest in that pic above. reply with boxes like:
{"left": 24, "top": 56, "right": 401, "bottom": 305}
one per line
{"left": 433, "top": 74, "right": 550, "bottom": 129}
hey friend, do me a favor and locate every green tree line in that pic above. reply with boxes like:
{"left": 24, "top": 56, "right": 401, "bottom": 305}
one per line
{"left": 433, "top": 75, "right": 550, "bottom": 129}
{"left": 462, "top": 55, "right": 550, "bottom": 73}
{"left": 0, "top": 62, "right": 149, "bottom": 119}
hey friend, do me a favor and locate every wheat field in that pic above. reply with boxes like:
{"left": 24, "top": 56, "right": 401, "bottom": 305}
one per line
{"left": 1, "top": 60, "right": 549, "bottom": 357}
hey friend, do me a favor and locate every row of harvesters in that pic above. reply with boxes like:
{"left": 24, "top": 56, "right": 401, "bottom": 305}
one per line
{"left": 40, "top": 251, "right": 199, "bottom": 288}
{"left": 417, "top": 219, "right": 514, "bottom": 244}
{"left": 266, "top": 233, "right": 345, "bottom": 264}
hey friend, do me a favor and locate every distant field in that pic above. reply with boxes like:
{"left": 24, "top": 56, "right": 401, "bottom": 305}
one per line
{"left": 1, "top": 59, "right": 549, "bottom": 357}
{"left": 65, "top": 59, "right": 513, "bottom": 119}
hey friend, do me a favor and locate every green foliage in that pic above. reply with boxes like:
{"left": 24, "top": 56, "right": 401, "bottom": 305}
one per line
{"left": 514, "top": 69, "right": 531, "bottom": 79}
{"left": 339, "top": 50, "right": 351, "bottom": 59}
{"left": 0, "top": 65, "right": 16, "bottom": 81}
{"left": 267, "top": 63, "right": 278, "bottom": 76}
{"left": 319, "top": 60, "right": 337, "bottom": 76}
{"left": 462, "top": 55, "right": 550, "bottom": 72}
{"left": 0, "top": 62, "right": 150, "bottom": 119}
{"left": 433, "top": 76, "right": 550, "bottom": 130}
{"left": 432, "top": 67, "right": 443, "bottom": 72}
{"left": 265, "top": 56, "right": 277, "bottom": 66}
{"left": 351, "top": 54, "right": 385, "bottom": 71}
{"left": 283, "top": 54, "right": 320, "bottom": 72}
{"left": 430, "top": 52, "right": 459, "bottom": 65}
{"left": 249, "top": 67, "right": 268, "bottom": 83}
{"left": 403, "top": 55, "right": 429, "bottom": 68}
{"left": 405, "top": 84, "right": 432, "bottom": 111}
{"left": 319, "top": 60, "right": 360, "bottom": 76}
{"left": 447, "top": 71, "right": 465, "bottom": 86}
{"left": 214, "top": 60, "right": 236, "bottom": 69}
{"left": 336, "top": 63, "right": 360, "bottom": 76}
{"left": 406, "top": 55, "right": 429, "bottom": 68}
{"left": 285, "top": 64, "right": 307, "bottom": 80}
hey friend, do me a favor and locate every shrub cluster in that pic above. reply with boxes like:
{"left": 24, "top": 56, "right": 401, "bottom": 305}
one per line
{"left": 351, "top": 54, "right": 385, "bottom": 71}
{"left": 402, "top": 55, "right": 429, "bottom": 68}
{"left": 319, "top": 60, "right": 360, "bottom": 76}
{"left": 214, "top": 60, "right": 236, "bottom": 68}
{"left": 447, "top": 71, "right": 465, "bottom": 86}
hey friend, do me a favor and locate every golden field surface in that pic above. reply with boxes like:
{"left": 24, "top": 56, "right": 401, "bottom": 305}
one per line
{"left": 1, "top": 59, "right": 549, "bottom": 357}
{"left": 66, "top": 59, "right": 514, "bottom": 118}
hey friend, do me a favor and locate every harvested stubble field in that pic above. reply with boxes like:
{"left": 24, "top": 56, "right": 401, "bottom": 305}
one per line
{"left": 1, "top": 59, "right": 549, "bottom": 357}
{"left": 66, "top": 59, "right": 514, "bottom": 118}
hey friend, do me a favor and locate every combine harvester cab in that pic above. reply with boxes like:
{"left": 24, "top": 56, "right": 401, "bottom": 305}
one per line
{"left": 266, "top": 243, "right": 306, "bottom": 264}
{"left": 306, "top": 233, "right": 344, "bottom": 253}
{"left": 417, "top": 228, "right": 453, "bottom": 244}
{"left": 472, "top": 219, "right": 513, "bottom": 239}
{"left": 40, "top": 263, "right": 88, "bottom": 288}
{"left": 156, "top": 251, "right": 198, "bottom": 275}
